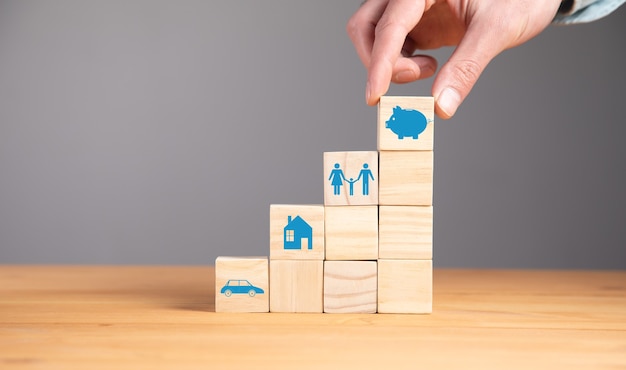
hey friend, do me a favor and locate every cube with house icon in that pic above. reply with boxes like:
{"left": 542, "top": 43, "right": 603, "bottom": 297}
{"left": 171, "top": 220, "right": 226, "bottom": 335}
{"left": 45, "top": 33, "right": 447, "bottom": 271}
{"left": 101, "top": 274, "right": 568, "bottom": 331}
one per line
{"left": 269, "top": 204, "right": 325, "bottom": 261}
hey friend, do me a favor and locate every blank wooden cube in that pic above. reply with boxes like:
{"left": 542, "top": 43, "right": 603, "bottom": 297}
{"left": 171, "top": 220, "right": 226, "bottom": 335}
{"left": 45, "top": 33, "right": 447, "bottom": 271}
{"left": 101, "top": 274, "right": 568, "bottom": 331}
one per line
{"left": 270, "top": 204, "right": 324, "bottom": 260}
{"left": 324, "top": 151, "right": 378, "bottom": 206}
{"left": 215, "top": 256, "right": 269, "bottom": 313}
{"left": 378, "top": 96, "right": 434, "bottom": 151}
{"left": 324, "top": 205, "right": 378, "bottom": 260}
{"left": 378, "top": 259, "right": 432, "bottom": 314}
{"left": 324, "top": 261, "right": 377, "bottom": 314}
{"left": 379, "top": 151, "right": 433, "bottom": 206}
{"left": 379, "top": 206, "right": 433, "bottom": 259}
{"left": 269, "top": 260, "right": 323, "bottom": 313}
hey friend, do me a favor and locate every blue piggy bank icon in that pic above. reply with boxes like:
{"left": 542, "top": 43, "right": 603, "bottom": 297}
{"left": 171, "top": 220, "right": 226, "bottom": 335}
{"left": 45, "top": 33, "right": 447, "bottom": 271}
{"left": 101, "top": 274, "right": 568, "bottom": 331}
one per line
{"left": 385, "top": 106, "right": 431, "bottom": 140}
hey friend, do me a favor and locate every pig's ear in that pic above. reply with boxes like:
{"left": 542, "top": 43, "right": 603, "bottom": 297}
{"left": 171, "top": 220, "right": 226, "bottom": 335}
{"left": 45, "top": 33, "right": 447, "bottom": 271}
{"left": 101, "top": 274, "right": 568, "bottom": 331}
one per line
{"left": 393, "top": 106, "right": 401, "bottom": 112}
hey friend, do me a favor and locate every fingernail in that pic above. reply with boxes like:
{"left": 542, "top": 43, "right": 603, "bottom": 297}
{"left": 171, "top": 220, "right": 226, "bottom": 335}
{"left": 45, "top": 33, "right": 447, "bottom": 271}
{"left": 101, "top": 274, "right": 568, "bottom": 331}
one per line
{"left": 437, "top": 87, "right": 461, "bottom": 118}
{"left": 366, "top": 81, "right": 371, "bottom": 104}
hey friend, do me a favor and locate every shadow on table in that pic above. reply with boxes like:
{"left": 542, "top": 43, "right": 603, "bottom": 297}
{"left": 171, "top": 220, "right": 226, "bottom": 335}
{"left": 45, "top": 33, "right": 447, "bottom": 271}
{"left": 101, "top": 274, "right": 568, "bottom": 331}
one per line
{"left": 80, "top": 266, "right": 216, "bottom": 313}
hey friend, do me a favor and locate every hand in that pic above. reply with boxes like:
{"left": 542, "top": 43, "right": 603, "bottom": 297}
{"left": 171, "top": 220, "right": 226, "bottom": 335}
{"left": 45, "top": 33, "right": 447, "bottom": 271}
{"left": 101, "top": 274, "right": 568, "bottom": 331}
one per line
{"left": 347, "top": 0, "right": 563, "bottom": 118}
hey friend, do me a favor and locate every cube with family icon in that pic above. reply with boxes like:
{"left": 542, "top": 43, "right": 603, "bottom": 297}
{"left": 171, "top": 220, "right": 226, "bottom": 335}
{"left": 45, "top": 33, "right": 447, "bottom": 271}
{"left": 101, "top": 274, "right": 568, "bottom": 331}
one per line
{"left": 323, "top": 151, "right": 378, "bottom": 206}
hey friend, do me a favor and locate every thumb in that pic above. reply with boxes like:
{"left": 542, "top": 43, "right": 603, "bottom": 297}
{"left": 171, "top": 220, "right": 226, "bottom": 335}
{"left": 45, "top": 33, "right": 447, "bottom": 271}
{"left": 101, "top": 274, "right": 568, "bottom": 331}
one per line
{"left": 432, "top": 24, "right": 504, "bottom": 119}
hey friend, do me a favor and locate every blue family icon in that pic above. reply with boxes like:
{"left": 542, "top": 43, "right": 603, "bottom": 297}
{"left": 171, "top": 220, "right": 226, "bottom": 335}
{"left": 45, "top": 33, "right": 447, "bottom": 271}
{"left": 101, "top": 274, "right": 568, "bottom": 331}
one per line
{"left": 283, "top": 215, "right": 313, "bottom": 250}
{"left": 328, "top": 163, "right": 345, "bottom": 195}
{"left": 347, "top": 178, "right": 356, "bottom": 196}
{"left": 328, "top": 163, "right": 375, "bottom": 197}
{"left": 220, "top": 279, "right": 265, "bottom": 297}
{"left": 385, "top": 106, "right": 431, "bottom": 140}
{"left": 358, "top": 163, "right": 374, "bottom": 196}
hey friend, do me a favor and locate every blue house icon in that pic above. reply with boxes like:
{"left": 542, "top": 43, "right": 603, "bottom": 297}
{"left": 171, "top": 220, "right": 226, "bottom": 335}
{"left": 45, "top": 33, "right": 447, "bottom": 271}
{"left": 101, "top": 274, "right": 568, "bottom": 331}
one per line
{"left": 283, "top": 215, "right": 313, "bottom": 250}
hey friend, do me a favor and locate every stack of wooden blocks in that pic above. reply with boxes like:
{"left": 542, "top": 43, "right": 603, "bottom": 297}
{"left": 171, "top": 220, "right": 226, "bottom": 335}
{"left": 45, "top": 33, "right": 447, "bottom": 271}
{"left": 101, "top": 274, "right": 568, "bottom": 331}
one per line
{"left": 215, "top": 96, "right": 434, "bottom": 314}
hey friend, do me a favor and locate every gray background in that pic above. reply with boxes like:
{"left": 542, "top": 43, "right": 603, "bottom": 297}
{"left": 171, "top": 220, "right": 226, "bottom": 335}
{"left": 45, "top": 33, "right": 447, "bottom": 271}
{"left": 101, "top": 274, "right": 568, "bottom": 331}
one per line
{"left": 1, "top": 1, "right": 624, "bottom": 268}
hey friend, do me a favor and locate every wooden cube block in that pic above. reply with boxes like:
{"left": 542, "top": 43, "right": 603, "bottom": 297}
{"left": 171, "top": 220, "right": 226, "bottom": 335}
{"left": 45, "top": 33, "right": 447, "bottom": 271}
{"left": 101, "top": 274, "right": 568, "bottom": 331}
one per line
{"left": 270, "top": 204, "right": 324, "bottom": 260}
{"left": 379, "top": 206, "right": 433, "bottom": 259}
{"left": 378, "top": 96, "right": 434, "bottom": 151}
{"left": 324, "top": 151, "right": 378, "bottom": 206}
{"left": 379, "top": 151, "right": 433, "bottom": 206}
{"left": 269, "top": 260, "right": 323, "bottom": 313}
{"left": 324, "top": 261, "right": 377, "bottom": 314}
{"left": 378, "top": 259, "right": 432, "bottom": 314}
{"left": 215, "top": 256, "right": 269, "bottom": 313}
{"left": 324, "top": 205, "right": 378, "bottom": 260}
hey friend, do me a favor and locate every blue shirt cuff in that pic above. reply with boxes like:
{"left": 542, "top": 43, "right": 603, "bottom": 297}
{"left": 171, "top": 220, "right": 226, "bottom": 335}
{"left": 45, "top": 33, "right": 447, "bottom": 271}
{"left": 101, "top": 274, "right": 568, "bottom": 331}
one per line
{"left": 553, "top": 0, "right": 625, "bottom": 23}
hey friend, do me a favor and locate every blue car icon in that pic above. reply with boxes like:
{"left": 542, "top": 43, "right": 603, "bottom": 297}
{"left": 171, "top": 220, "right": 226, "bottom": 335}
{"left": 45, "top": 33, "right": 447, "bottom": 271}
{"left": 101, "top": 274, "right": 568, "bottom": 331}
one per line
{"left": 220, "top": 279, "right": 265, "bottom": 297}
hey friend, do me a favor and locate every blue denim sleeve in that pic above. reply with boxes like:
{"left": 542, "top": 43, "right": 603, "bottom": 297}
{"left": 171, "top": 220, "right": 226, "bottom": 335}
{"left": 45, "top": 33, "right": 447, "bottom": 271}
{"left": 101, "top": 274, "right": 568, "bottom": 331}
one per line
{"left": 553, "top": 0, "right": 625, "bottom": 23}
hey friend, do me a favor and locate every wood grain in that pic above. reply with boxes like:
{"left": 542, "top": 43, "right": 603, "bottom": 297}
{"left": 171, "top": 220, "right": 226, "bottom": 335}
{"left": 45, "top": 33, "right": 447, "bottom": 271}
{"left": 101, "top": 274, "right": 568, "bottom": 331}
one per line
{"left": 379, "top": 151, "right": 433, "bottom": 206}
{"left": 269, "top": 260, "right": 323, "bottom": 313}
{"left": 1, "top": 266, "right": 625, "bottom": 369}
{"left": 323, "top": 261, "right": 377, "bottom": 314}
{"left": 324, "top": 205, "right": 379, "bottom": 260}
{"left": 378, "top": 259, "right": 432, "bottom": 313}
{"left": 379, "top": 205, "right": 433, "bottom": 259}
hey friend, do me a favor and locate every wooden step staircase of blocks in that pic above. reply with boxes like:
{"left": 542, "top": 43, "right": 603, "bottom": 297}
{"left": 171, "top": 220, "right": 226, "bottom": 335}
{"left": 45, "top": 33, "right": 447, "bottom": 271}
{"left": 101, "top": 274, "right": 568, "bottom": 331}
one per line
{"left": 216, "top": 96, "right": 434, "bottom": 314}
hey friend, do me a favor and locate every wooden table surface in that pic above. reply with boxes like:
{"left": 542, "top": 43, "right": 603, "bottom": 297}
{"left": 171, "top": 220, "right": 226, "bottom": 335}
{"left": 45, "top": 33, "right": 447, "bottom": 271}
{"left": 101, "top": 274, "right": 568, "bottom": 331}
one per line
{"left": 1, "top": 266, "right": 625, "bottom": 369}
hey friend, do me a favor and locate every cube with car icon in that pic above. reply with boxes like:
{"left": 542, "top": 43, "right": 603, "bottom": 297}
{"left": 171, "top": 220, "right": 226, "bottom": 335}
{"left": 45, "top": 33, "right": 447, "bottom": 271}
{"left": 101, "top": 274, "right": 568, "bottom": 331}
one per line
{"left": 215, "top": 257, "right": 269, "bottom": 312}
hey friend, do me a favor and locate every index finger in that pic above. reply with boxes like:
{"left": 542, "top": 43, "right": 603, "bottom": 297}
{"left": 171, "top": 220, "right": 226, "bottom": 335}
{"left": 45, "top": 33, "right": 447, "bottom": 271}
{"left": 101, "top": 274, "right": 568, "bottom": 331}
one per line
{"left": 368, "top": 0, "right": 427, "bottom": 105}
{"left": 346, "top": 0, "right": 389, "bottom": 69}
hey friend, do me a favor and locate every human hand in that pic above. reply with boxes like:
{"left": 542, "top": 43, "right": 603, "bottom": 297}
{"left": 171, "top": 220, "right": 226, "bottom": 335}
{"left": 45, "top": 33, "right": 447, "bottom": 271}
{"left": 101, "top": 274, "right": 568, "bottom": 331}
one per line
{"left": 347, "top": 0, "right": 563, "bottom": 118}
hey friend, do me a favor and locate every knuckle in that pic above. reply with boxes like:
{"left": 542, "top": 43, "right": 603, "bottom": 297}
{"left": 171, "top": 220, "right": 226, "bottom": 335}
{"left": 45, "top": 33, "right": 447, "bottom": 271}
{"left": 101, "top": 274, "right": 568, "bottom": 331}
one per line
{"left": 451, "top": 59, "right": 483, "bottom": 90}
{"left": 346, "top": 15, "right": 359, "bottom": 38}
{"left": 374, "top": 16, "right": 396, "bottom": 38}
{"left": 346, "top": 12, "right": 372, "bottom": 40}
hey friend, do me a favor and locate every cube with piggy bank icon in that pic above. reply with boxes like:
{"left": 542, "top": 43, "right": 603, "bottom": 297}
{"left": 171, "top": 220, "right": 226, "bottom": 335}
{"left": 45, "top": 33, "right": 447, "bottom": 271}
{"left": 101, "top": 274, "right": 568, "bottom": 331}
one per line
{"left": 386, "top": 106, "right": 430, "bottom": 140}
{"left": 378, "top": 96, "right": 434, "bottom": 151}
